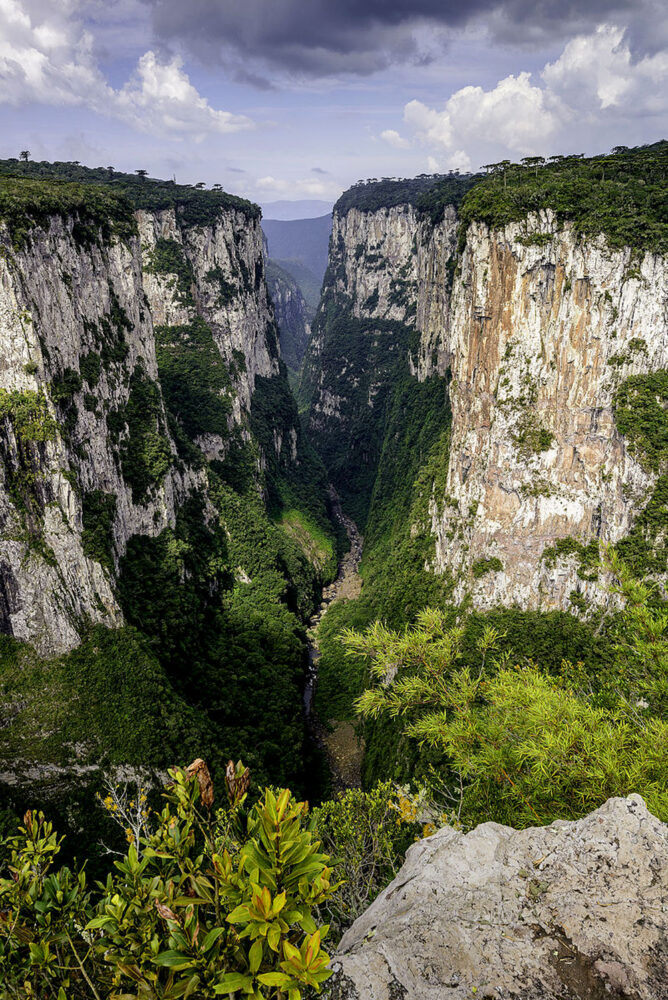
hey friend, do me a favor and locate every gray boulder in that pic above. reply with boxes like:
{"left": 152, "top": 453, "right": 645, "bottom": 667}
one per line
{"left": 326, "top": 795, "right": 668, "bottom": 999}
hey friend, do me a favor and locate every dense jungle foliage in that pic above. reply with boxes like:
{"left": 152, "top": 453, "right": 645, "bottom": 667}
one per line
{"left": 335, "top": 172, "right": 477, "bottom": 217}
{"left": 0, "top": 159, "right": 260, "bottom": 225}
{"left": 460, "top": 140, "right": 668, "bottom": 254}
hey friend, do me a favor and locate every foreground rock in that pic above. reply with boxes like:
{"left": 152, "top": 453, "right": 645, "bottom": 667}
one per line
{"left": 327, "top": 795, "right": 668, "bottom": 999}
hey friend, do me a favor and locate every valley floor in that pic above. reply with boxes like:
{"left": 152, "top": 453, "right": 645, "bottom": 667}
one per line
{"left": 305, "top": 487, "right": 365, "bottom": 790}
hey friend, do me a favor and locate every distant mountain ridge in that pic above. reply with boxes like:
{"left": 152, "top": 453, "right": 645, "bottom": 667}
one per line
{"left": 261, "top": 214, "right": 333, "bottom": 284}
{"left": 260, "top": 199, "right": 334, "bottom": 220}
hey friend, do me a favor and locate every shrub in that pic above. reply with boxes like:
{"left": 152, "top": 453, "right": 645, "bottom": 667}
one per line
{"left": 350, "top": 604, "right": 668, "bottom": 828}
{"left": 0, "top": 762, "right": 335, "bottom": 999}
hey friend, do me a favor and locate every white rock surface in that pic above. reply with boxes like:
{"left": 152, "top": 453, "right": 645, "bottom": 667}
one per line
{"left": 0, "top": 198, "right": 282, "bottom": 655}
{"left": 307, "top": 200, "right": 668, "bottom": 614}
{"left": 435, "top": 213, "right": 668, "bottom": 611}
{"left": 328, "top": 795, "right": 668, "bottom": 999}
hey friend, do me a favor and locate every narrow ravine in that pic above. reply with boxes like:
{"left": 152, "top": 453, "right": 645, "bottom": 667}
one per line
{"left": 304, "top": 486, "right": 364, "bottom": 789}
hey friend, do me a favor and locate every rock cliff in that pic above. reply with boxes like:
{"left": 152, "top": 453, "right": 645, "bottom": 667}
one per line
{"left": 303, "top": 160, "right": 668, "bottom": 614}
{"left": 0, "top": 173, "right": 316, "bottom": 654}
{"left": 265, "top": 259, "right": 312, "bottom": 371}
{"left": 327, "top": 794, "right": 668, "bottom": 999}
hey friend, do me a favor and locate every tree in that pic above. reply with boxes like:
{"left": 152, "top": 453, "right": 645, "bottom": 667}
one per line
{"left": 521, "top": 155, "right": 546, "bottom": 177}
{"left": 194, "top": 181, "right": 206, "bottom": 189}
{"left": 19, "top": 150, "right": 30, "bottom": 162}
{"left": 135, "top": 169, "right": 148, "bottom": 180}
{"left": 348, "top": 605, "right": 668, "bottom": 829}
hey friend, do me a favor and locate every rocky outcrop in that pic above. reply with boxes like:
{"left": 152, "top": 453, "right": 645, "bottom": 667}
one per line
{"left": 304, "top": 183, "right": 668, "bottom": 612}
{"left": 0, "top": 214, "right": 193, "bottom": 654}
{"left": 328, "top": 794, "right": 668, "bottom": 999}
{"left": 300, "top": 201, "right": 457, "bottom": 520}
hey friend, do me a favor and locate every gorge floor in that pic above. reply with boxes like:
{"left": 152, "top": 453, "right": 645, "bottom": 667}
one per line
{"left": 305, "top": 487, "right": 364, "bottom": 791}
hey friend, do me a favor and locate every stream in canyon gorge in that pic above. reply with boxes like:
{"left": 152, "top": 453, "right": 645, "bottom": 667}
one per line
{"left": 304, "top": 487, "right": 364, "bottom": 790}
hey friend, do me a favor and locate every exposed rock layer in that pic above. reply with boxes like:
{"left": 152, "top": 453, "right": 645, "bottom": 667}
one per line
{"left": 304, "top": 198, "right": 668, "bottom": 610}
{"left": 0, "top": 200, "right": 287, "bottom": 654}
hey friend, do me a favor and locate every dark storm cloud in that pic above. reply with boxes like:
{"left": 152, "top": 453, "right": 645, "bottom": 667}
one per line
{"left": 143, "top": 0, "right": 644, "bottom": 77}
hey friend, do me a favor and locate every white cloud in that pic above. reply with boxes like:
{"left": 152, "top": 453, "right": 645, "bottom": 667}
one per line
{"left": 402, "top": 23, "right": 668, "bottom": 169}
{"left": 404, "top": 71, "right": 564, "bottom": 161}
{"left": 380, "top": 128, "right": 410, "bottom": 149}
{"left": 0, "top": 0, "right": 253, "bottom": 139}
{"left": 445, "top": 149, "right": 471, "bottom": 172}
{"left": 116, "top": 52, "right": 253, "bottom": 140}
{"left": 542, "top": 23, "right": 668, "bottom": 112}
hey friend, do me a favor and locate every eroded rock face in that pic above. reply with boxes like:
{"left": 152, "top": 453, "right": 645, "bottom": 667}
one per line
{"left": 0, "top": 198, "right": 284, "bottom": 655}
{"left": 306, "top": 194, "right": 668, "bottom": 613}
{"left": 327, "top": 795, "right": 668, "bottom": 1000}
{"left": 433, "top": 213, "right": 668, "bottom": 611}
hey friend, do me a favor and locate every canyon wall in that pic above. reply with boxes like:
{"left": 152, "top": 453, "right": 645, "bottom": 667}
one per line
{"left": 0, "top": 187, "right": 304, "bottom": 655}
{"left": 304, "top": 181, "right": 668, "bottom": 613}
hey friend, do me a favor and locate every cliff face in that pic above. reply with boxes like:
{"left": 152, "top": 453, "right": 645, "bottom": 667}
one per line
{"left": 301, "top": 202, "right": 457, "bottom": 525}
{"left": 0, "top": 189, "right": 302, "bottom": 655}
{"left": 304, "top": 182, "right": 668, "bottom": 614}
{"left": 0, "top": 214, "right": 193, "bottom": 654}
{"left": 265, "top": 259, "right": 312, "bottom": 372}
{"left": 436, "top": 214, "right": 668, "bottom": 611}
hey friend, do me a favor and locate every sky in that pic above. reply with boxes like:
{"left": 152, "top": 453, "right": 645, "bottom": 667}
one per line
{"left": 1, "top": 0, "right": 667, "bottom": 209}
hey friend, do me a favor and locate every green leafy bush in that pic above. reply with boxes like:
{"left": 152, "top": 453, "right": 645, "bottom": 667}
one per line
{"left": 311, "top": 781, "right": 419, "bottom": 940}
{"left": 350, "top": 602, "right": 668, "bottom": 828}
{"left": 0, "top": 764, "right": 335, "bottom": 998}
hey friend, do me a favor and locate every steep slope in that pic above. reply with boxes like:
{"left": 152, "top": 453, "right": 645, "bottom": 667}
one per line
{"left": 0, "top": 182, "right": 192, "bottom": 656}
{"left": 302, "top": 144, "right": 668, "bottom": 781}
{"left": 436, "top": 211, "right": 668, "bottom": 613}
{"left": 0, "top": 167, "right": 336, "bottom": 842}
{"left": 265, "top": 259, "right": 312, "bottom": 371}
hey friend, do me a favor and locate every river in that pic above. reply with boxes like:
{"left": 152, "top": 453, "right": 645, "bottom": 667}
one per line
{"left": 304, "top": 486, "right": 364, "bottom": 789}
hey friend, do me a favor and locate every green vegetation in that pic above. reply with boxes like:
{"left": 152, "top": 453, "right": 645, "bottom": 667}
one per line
{"left": 335, "top": 172, "right": 477, "bottom": 218}
{"left": 608, "top": 368, "right": 668, "bottom": 577}
{"left": 0, "top": 388, "right": 57, "bottom": 444}
{"left": 542, "top": 537, "right": 600, "bottom": 581}
{"left": 205, "top": 265, "right": 238, "bottom": 308}
{"left": 0, "top": 389, "right": 58, "bottom": 536}
{"left": 0, "top": 176, "right": 137, "bottom": 250}
{"left": 351, "top": 589, "right": 668, "bottom": 828}
{"left": 311, "top": 781, "right": 420, "bottom": 939}
{"left": 81, "top": 490, "right": 117, "bottom": 571}
{"left": 155, "top": 318, "right": 233, "bottom": 442}
{"left": 144, "top": 237, "right": 195, "bottom": 306}
{"left": 460, "top": 141, "right": 668, "bottom": 255}
{"left": 472, "top": 556, "right": 503, "bottom": 578}
{"left": 107, "top": 363, "right": 172, "bottom": 503}
{"left": 0, "top": 765, "right": 334, "bottom": 998}
{"left": 0, "top": 158, "right": 260, "bottom": 225}
{"left": 512, "top": 413, "right": 554, "bottom": 455}
{"left": 614, "top": 369, "right": 668, "bottom": 471}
